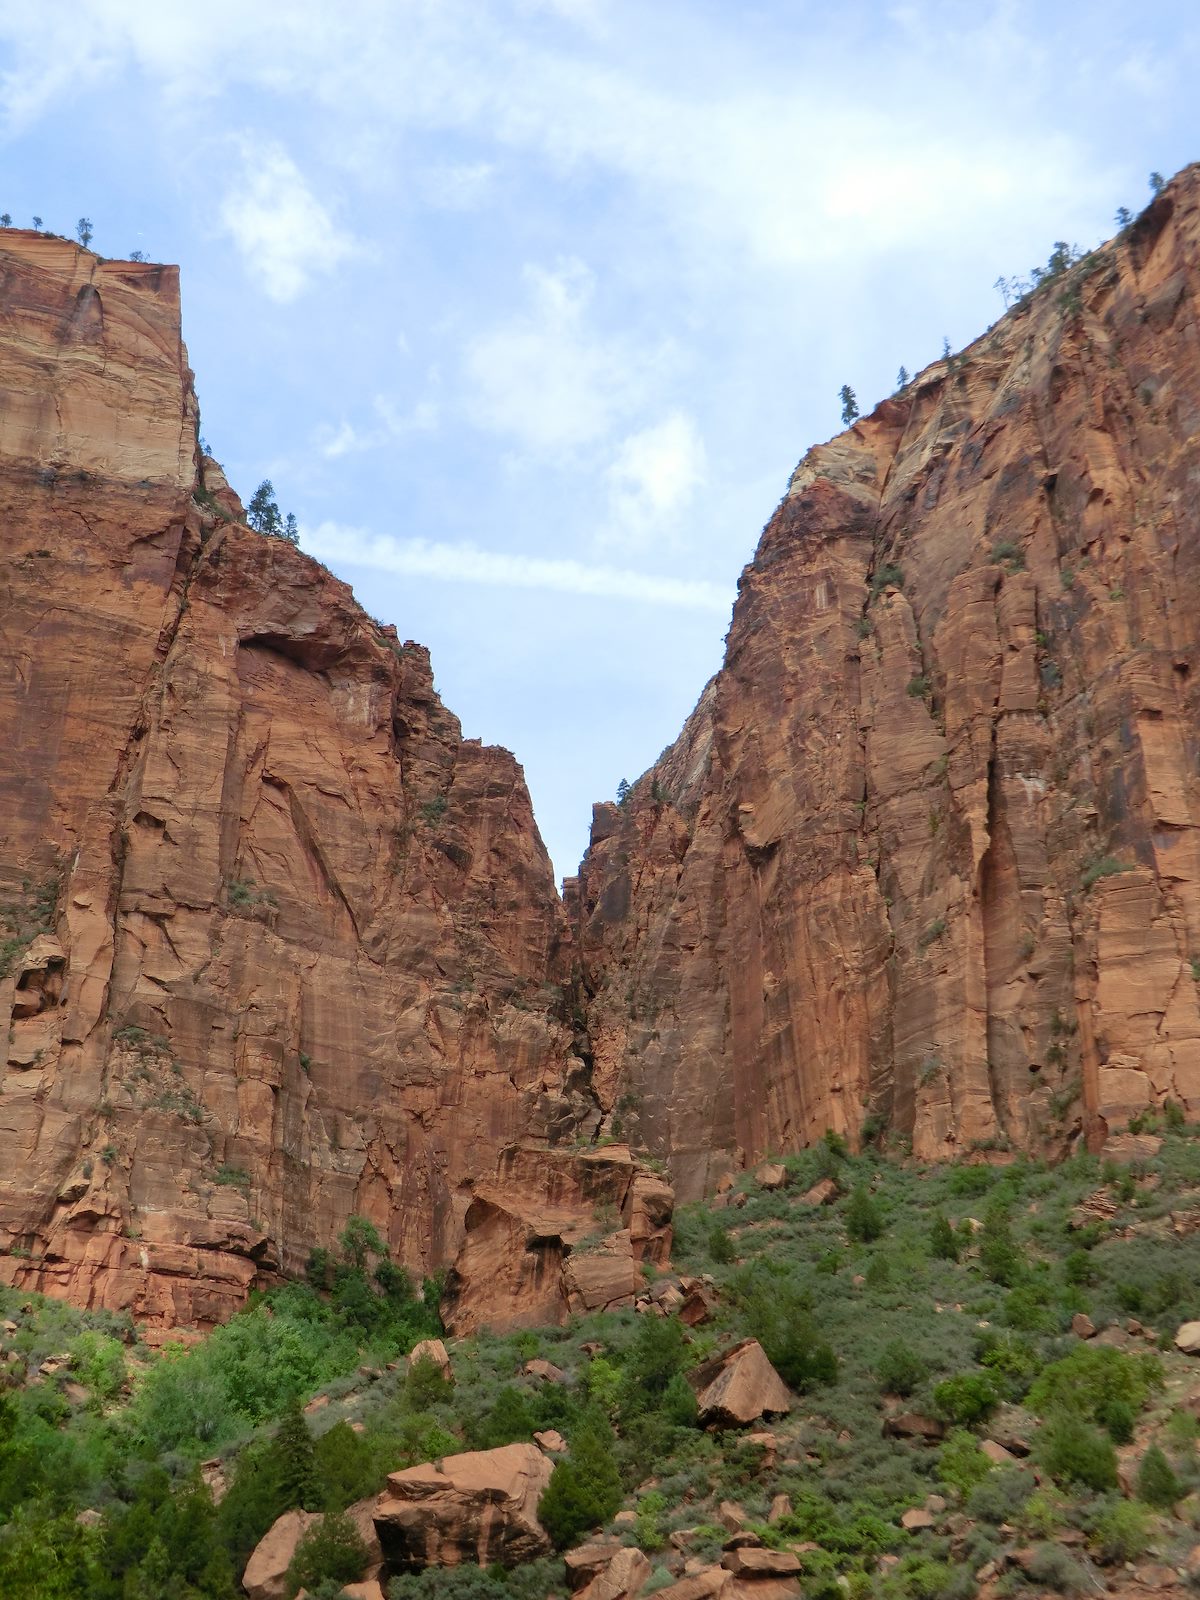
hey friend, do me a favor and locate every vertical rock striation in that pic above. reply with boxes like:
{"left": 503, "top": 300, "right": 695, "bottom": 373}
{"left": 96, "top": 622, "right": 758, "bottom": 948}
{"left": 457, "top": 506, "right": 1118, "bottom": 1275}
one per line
{"left": 570, "top": 166, "right": 1200, "bottom": 1187}
{"left": 0, "top": 231, "right": 592, "bottom": 1324}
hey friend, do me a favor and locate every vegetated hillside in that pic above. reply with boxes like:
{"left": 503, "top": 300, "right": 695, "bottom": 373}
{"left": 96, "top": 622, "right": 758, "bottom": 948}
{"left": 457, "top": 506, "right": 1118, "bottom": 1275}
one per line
{"left": 0, "top": 229, "right": 599, "bottom": 1327}
{"left": 5, "top": 1124, "right": 1200, "bottom": 1595}
{"left": 570, "top": 163, "right": 1200, "bottom": 1194}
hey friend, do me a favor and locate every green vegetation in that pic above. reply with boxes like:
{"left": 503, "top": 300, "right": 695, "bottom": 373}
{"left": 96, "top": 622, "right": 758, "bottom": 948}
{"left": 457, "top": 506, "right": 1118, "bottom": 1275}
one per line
{"left": 9, "top": 1125, "right": 1200, "bottom": 1598}
{"left": 246, "top": 480, "right": 300, "bottom": 544}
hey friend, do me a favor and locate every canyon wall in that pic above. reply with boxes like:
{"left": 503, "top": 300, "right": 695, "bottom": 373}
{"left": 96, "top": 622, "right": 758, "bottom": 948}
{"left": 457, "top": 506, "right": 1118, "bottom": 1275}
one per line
{"left": 569, "top": 167, "right": 1200, "bottom": 1193}
{"left": 0, "top": 232, "right": 605, "bottom": 1326}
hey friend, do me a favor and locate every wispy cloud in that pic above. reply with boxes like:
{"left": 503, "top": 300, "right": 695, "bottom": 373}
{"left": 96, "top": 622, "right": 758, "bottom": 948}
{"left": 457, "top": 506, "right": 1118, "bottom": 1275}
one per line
{"left": 314, "top": 397, "right": 439, "bottom": 458}
{"left": 219, "top": 138, "right": 356, "bottom": 301}
{"left": 304, "top": 523, "right": 732, "bottom": 612}
{"left": 605, "top": 411, "right": 707, "bottom": 548}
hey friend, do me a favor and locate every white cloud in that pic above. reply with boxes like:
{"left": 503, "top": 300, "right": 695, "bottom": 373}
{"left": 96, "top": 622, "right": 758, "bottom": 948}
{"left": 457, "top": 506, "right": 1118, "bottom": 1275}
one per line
{"left": 463, "top": 256, "right": 668, "bottom": 455}
{"left": 315, "top": 396, "right": 439, "bottom": 458}
{"left": 606, "top": 411, "right": 706, "bottom": 545}
{"left": 304, "top": 522, "right": 732, "bottom": 612}
{"left": 219, "top": 138, "right": 355, "bottom": 302}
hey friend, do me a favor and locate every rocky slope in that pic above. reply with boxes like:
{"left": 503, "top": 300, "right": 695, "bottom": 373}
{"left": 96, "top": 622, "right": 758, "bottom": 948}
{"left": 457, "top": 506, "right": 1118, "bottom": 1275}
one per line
{"left": 569, "top": 165, "right": 1200, "bottom": 1190}
{"left": 0, "top": 230, "right": 628, "bottom": 1327}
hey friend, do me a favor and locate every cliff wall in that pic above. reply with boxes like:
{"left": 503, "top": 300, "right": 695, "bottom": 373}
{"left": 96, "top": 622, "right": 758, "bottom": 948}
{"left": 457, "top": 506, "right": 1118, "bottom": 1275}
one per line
{"left": 0, "top": 232, "right": 595, "bottom": 1325}
{"left": 569, "top": 169, "right": 1200, "bottom": 1191}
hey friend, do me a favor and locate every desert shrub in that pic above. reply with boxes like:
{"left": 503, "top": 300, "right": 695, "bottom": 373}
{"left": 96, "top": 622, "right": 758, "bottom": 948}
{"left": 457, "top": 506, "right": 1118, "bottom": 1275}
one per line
{"left": 1136, "top": 1444, "right": 1181, "bottom": 1508}
{"left": 966, "top": 1466, "right": 1032, "bottom": 1525}
{"left": 405, "top": 1355, "right": 449, "bottom": 1412}
{"left": 635, "top": 1488, "right": 667, "bottom": 1551}
{"left": 731, "top": 1265, "right": 838, "bottom": 1392}
{"left": 314, "top": 1420, "right": 381, "bottom": 1510}
{"left": 932, "top": 1372, "right": 998, "bottom": 1426}
{"left": 938, "top": 1429, "right": 991, "bottom": 1495}
{"left": 1027, "top": 1344, "right": 1161, "bottom": 1429}
{"left": 1037, "top": 1413, "right": 1117, "bottom": 1491}
{"left": 974, "top": 1331, "right": 1040, "bottom": 1399}
{"left": 471, "top": 1385, "right": 535, "bottom": 1450}
{"left": 978, "top": 1203, "right": 1022, "bottom": 1286}
{"left": 68, "top": 1330, "right": 127, "bottom": 1405}
{"left": 1088, "top": 1496, "right": 1153, "bottom": 1563}
{"left": 875, "top": 1340, "right": 928, "bottom": 1397}
{"left": 1021, "top": 1541, "right": 1088, "bottom": 1593}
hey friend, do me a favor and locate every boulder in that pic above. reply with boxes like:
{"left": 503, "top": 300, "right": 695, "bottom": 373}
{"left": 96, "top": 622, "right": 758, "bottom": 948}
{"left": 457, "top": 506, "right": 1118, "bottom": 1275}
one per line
{"left": 754, "top": 1162, "right": 787, "bottom": 1191}
{"left": 768, "top": 1494, "right": 791, "bottom": 1524}
{"left": 577, "top": 1546, "right": 653, "bottom": 1600}
{"left": 1071, "top": 1313, "right": 1097, "bottom": 1340}
{"left": 535, "top": 1428, "right": 567, "bottom": 1453}
{"left": 979, "top": 1440, "right": 1016, "bottom": 1466}
{"left": 525, "top": 1357, "right": 567, "bottom": 1383}
{"left": 882, "top": 1413, "right": 945, "bottom": 1444}
{"left": 689, "top": 1340, "right": 791, "bottom": 1427}
{"left": 408, "top": 1338, "right": 453, "bottom": 1379}
{"left": 243, "top": 1509, "right": 320, "bottom": 1600}
{"left": 1176, "top": 1322, "right": 1200, "bottom": 1355}
{"left": 373, "top": 1441, "right": 553, "bottom": 1570}
{"left": 722, "top": 1548, "right": 802, "bottom": 1576}
{"left": 900, "top": 1508, "right": 934, "bottom": 1532}
{"left": 679, "top": 1285, "right": 717, "bottom": 1327}
{"left": 798, "top": 1179, "right": 838, "bottom": 1208}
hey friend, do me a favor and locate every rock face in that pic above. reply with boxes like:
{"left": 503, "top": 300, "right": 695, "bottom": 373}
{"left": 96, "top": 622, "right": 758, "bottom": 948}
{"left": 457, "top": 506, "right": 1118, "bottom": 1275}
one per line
{"left": 0, "top": 230, "right": 594, "bottom": 1325}
{"left": 689, "top": 1339, "right": 792, "bottom": 1427}
{"left": 441, "top": 1142, "right": 673, "bottom": 1335}
{"left": 373, "top": 1442, "right": 553, "bottom": 1569}
{"left": 569, "top": 166, "right": 1200, "bottom": 1180}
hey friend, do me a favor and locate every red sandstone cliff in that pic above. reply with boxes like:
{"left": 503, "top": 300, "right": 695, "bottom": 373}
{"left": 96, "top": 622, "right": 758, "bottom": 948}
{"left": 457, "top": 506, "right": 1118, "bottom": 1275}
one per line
{"left": 0, "top": 231, "right": 624, "bottom": 1327}
{"left": 569, "top": 166, "right": 1200, "bottom": 1190}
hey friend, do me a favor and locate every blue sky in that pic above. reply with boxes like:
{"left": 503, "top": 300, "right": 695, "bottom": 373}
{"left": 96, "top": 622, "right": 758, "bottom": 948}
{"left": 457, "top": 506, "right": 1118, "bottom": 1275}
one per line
{"left": 2, "top": 0, "right": 1196, "bottom": 881}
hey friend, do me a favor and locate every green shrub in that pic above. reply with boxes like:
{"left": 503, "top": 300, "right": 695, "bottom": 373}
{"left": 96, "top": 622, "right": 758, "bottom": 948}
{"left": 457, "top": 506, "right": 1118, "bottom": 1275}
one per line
{"left": 1027, "top": 1344, "right": 1161, "bottom": 1428}
{"left": 538, "top": 1410, "right": 622, "bottom": 1549}
{"left": 1038, "top": 1414, "right": 1118, "bottom": 1490}
{"left": 932, "top": 1373, "right": 998, "bottom": 1427}
{"left": 938, "top": 1429, "right": 991, "bottom": 1496}
{"left": 978, "top": 1204, "right": 1022, "bottom": 1286}
{"left": 875, "top": 1340, "right": 927, "bottom": 1397}
{"left": 929, "top": 1213, "right": 960, "bottom": 1261}
{"left": 285, "top": 1510, "right": 369, "bottom": 1598}
{"left": 1088, "top": 1497, "right": 1153, "bottom": 1563}
{"left": 1021, "top": 1542, "right": 1087, "bottom": 1594}
{"left": 1136, "top": 1444, "right": 1181, "bottom": 1508}
{"left": 845, "top": 1186, "right": 884, "bottom": 1243}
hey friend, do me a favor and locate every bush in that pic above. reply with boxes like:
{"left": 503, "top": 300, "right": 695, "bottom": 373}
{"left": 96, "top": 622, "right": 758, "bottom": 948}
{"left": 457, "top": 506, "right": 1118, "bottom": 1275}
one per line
{"left": 1089, "top": 1497, "right": 1153, "bottom": 1563}
{"left": 1027, "top": 1345, "right": 1162, "bottom": 1429}
{"left": 938, "top": 1429, "right": 991, "bottom": 1496}
{"left": 932, "top": 1373, "right": 998, "bottom": 1427}
{"left": 929, "top": 1213, "right": 960, "bottom": 1262}
{"left": 875, "top": 1340, "right": 927, "bottom": 1397}
{"left": 1021, "top": 1542, "right": 1087, "bottom": 1594}
{"left": 978, "top": 1204, "right": 1022, "bottom": 1286}
{"left": 1136, "top": 1444, "right": 1181, "bottom": 1508}
{"left": 1038, "top": 1414, "right": 1117, "bottom": 1491}
{"left": 286, "top": 1510, "right": 369, "bottom": 1597}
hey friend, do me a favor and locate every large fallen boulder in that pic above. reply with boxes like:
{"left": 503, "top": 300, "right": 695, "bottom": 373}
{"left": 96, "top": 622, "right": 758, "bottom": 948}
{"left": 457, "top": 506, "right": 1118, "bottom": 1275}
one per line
{"left": 244, "top": 1499, "right": 383, "bottom": 1600}
{"left": 688, "top": 1340, "right": 791, "bottom": 1428}
{"left": 374, "top": 1441, "right": 554, "bottom": 1570}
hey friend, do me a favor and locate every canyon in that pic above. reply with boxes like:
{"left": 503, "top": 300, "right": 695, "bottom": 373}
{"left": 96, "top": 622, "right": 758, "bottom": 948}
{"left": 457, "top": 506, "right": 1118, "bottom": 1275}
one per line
{"left": 3, "top": 163, "right": 1200, "bottom": 1328}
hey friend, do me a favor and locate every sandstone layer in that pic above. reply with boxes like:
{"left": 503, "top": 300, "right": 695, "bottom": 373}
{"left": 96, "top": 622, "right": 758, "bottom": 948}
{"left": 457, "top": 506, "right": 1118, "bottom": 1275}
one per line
{"left": 0, "top": 231, "right": 600, "bottom": 1325}
{"left": 569, "top": 165, "right": 1200, "bottom": 1183}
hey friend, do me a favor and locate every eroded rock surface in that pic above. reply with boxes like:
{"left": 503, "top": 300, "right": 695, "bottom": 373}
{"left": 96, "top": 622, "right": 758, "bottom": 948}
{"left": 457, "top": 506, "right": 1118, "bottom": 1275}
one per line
{"left": 373, "top": 1441, "right": 553, "bottom": 1569}
{"left": 569, "top": 165, "right": 1200, "bottom": 1180}
{"left": 0, "top": 231, "right": 590, "bottom": 1326}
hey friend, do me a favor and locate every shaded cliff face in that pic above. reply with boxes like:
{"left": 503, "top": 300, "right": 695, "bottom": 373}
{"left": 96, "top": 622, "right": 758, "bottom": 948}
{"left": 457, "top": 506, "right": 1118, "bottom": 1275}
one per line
{"left": 0, "top": 232, "right": 593, "bottom": 1325}
{"left": 570, "top": 168, "right": 1200, "bottom": 1191}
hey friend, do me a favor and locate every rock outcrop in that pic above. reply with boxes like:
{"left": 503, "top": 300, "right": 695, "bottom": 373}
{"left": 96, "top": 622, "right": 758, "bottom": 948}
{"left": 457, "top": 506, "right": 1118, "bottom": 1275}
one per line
{"left": 688, "top": 1339, "right": 792, "bottom": 1427}
{"left": 373, "top": 1442, "right": 553, "bottom": 1569}
{"left": 569, "top": 164, "right": 1200, "bottom": 1181}
{"left": 0, "top": 230, "right": 594, "bottom": 1325}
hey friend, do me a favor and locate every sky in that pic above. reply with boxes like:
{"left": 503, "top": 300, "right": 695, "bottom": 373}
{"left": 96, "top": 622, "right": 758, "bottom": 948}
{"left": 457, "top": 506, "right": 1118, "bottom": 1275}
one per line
{"left": 1, "top": 0, "right": 1196, "bottom": 883}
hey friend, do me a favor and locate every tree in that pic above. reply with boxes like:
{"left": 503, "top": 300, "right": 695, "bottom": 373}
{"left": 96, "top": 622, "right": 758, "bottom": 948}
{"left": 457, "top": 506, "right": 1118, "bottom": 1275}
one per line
{"left": 1115, "top": 206, "right": 1132, "bottom": 228}
{"left": 942, "top": 336, "right": 952, "bottom": 359}
{"left": 1149, "top": 171, "right": 1166, "bottom": 196}
{"left": 929, "top": 1212, "right": 960, "bottom": 1261}
{"left": 130, "top": 249, "right": 146, "bottom": 261}
{"left": 845, "top": 1184, "right": 884, "bottom": 1243}
{"left": 1136, "top": 1444, "right": 1181, "bottom": 1509}
{"left": 896, "top": 366, "right": 909, "bottom": 391}
{"left": 338, "top": 1213, "right": 386, "bottom": 1272}
{"left": 285, "top": 1510, "right": 369, "bottom": 1598}
{"left": 275, "top": 1398, "right": 321, "bottom": 1511}
{"left": 32, "top": 215, "right": 41, "bottom": 230}
{"left": 839, "top": 385, "right": 859, "bottom": 426}
{"left": 615, "top": 778, "right": 631, "bottom": 806}
{"left": 538, "top": 1409, "right": 622, "bottom": 1548}
{"left": 283, "top": 512, "right": 299, "bottom": 544}
{"left": 247, "top": 479, "right": 282, "bottom": 537}
{"left": 0, "top": 214, "right": 11, "bottom": 228}
{"left": 76, "top": 217, "right": 93, "bottom": 247}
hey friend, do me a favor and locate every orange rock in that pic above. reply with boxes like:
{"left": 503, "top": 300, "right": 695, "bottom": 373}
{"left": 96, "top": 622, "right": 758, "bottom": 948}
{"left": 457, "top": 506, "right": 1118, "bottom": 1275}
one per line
{"left": 373, "top": 1441, "right": 553, "bottom": 1569}
{"left": 243, "top": 1509, "right": 321, "bottom": 1600}
{"left": 689, "top": 1339, "right": 792, "bottom": 1427}
{"left": 567, "top": 168, "right": 1200, "bottom": 1173}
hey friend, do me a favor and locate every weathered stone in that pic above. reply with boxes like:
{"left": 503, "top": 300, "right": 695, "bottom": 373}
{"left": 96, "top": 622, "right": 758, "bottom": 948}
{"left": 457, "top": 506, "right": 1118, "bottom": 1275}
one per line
{"left": 979, "top": 1440, "right": 1017, "bottom": 1466}
{"left": 1177, "top": 1322, "right": 1200, "bottom": 1355}
{"left": 1071, "top": 1313, "right": 1097, "bottom": 1339}
{"left": 721, "top": 1547, "right": 803, "bottom": 1575}
{"left": 768, "top": 1493, "right": 791, "bottom": 1524}
{"left": 882, "top": 1413, "right": 945, "bottom": 1444}
{"left": 690, "top": 1340, "right": 791, "bottom": 1427}
{"left": 900, "top": 1509, "right": 935, "bottom": 1532}
{"left": 243, "top": 1510, "right": 320, "bottom": 1600}
{"left": 754, "top": 1163, "right": 787, "bottom": 1191}
{"left": 567, "top": 170, "right": 1200, "bottom": 1176}
{"left": 407, "top": 1338, "right": 452, "bottom": 1379}
{"left": 373, "top": 1442, "right": 553, "bottom": 1570}
{"left": 576, "top": 1546, "right": 652, "bottom": 1600}
{"left": 798, "top": 1179, "right": 839, "bottom": 1208}
{"left": 535, "top": 1428, "right": 567, "bottom": 1453}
